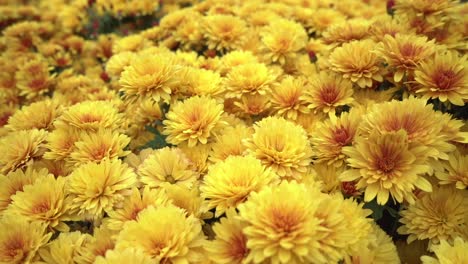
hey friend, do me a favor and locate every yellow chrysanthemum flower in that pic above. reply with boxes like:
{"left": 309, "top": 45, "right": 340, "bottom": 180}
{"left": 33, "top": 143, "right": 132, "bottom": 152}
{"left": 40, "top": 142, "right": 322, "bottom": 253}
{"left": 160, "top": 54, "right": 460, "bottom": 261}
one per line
{"left": 202, "top": 14, "right": 248, "bottom": 51}
{"left": 303, "top": 71, "right": 354, "bottom": 117}
{"left": 421, "top": 237, "right": 468, "bottom": 264}
{"left": 105, "top": 187, "right": 170, "bottom": 231}
{"left": 269, "top": 75, "right": 310, "bottom": 120}
{"left": 5, "top": 175, "right": 71, "bottom": 232}
{"left": 0, "top": 129, "right": 47, "bottom": 174}
{"left": 205, "top": 209, "right": 248, "bottom": 264}
{"left": 219, "top": 50, "right": 258, "bottom": 76}
{"left": 329, "top": 39, "right": 384, "bottom": 88}
{"left": 162, "top": 96, "right": 226, "bottom": 147}
{"left": 260, "top": 19, "right": 308, "bottom": 65}
{"left": 311, "top": 109, "right": 362, "bottom": 167}
{"left": 244, "top": 116, "right": 313, "bottom": 179}
{"left": 177, "top": 67, "right": 224, "bottom": 99}
{"left": 398, "top": 186, "right": 468, "bottom": 245}
{"left": 435, "top": 150, "right": 468, "bottom": 189}
{"left": 94, "top": 248, "right": 153, "bottom": 264}
{"left": 179, "top": 143, "right": 212, "bottom": 176}
{"left": 138, "top": 147, "right": 198, "bottom": 189}
{"left": 5, "top": 99, "right": 61, "bottom": 131}
{"left": 112, "top": 34, "right": 152, "bottom": 54}
{"left": 119, "top": 53, "right": 179, "bottom": 103}
{"left": 105, "top": 51, "right": 136, "bottom": 79}
{"left": 310, "top": 8, "right": 346, "bottom": 34}
{"left": 341, "top": 130, "right": 432, "bottom": 205}
{"left": 68, "top": 129, "right": 130, "bottom": 167}
{"left": 322, "top": 19, "right": 371, "bottom": 47}
{"left": 37, "top": 231, "right": 91, "bottom": 264}
{"left": 224, "top": 63, "right": 278, "bottom": 99}
{"left": 115, "top": 205, "right": 205, "bottom": 263}
{"left": 54, "top": 101, "right": 122, "bottom": 132}
{"left": 375, "top": 34, "right": 436, "bottom": 82}
{"left": 43, "top": 128, "right": 80, "bottom": 161}
{"left": 165, "top": 184, "right": 213, "bottom": 220}
{"left": 414, "top": 50, "right": 468, "bottom": 106}
{"left": 0, "top": 216, "right": 51, "bottom": 264}
{"left": 75, "top": 226, "right": 117, "bottom": 264}
{"left": 15, "top": 57, "right": 55, "bottom": 99}
{"left": 201, "top": 155, "right": 278, "bottom": 217}
{"left": 209, "top": 125, "right": 252, "bottom": 163}
{"left": 67, "top": 159, "right": 137, "bottom": 218}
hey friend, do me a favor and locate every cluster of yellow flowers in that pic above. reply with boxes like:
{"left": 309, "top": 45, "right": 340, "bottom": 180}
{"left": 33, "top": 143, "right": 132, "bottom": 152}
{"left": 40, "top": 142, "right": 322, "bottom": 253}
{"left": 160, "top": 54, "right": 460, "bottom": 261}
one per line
{"left": 0, "top": 0, "right": 467, "bottom": 263}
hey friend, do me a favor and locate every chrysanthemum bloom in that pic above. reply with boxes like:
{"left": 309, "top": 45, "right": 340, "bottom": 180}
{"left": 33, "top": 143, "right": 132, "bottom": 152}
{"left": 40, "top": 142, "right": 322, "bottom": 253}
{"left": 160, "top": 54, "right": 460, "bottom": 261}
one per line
{"left": 260, "top": 19, "right": 307, "bottom": 65}
{"left": 311, "top": 109, "right": 362, "bottom": 167}
{"left": 232, "top": 94, "right": 272, "bottom": 118}
{"left": 308, "top": 164, "right": 344, "bottom": 194}
{"left": 244, "top": 116, "right": 313, "bottom": 179}
{"left": 37, "top": 231, "right": 91, "bottom": 264}
{"left": 345, "top": 223, "right": 400, "bottom": 264}
{"left": 341, "top": 130, "right": 432, "bottom": 205}
{"left": 303, "top": 71, "right": 354, "bottom": 117}
{"left": 177, "top": 67, "right": 224, "bottom": 99}
{"left": 394, "top": 0, "right": 459, "bottom": 19}
{"left": 398, "top": 186, "right": 468, "bottom": 244}
{"left": 43, "top": 128, "right": 80, "bottom": 161}
{"left": 115, "top": 205, "right": 205, "bottom": 263}
{"left": 359, "top": 97, "right": 453, "bottom": 161}
{"left": 201, "top": 155, "right": 278, "bottom": 217}
{"left": 310, "top": 8, "right": 346, "bottom": 34}
{"left": 329, "top": 39, "right": 384, "bottom": 88}
{"left": 119, "top": 53, "right": 179, "bottom": 103}
{"left": 112, "top": 34, "right": 152, "bottom": 54}
{"left": 369, "top": 17, "right": 410, "bottom": 42}
{"left": 162, "top": 96, "right": 226, "bottom": 147}
{"left": 413, "top": 51, "right": 468, "bottom": 106}
{"left": 0, "top": 167, "right": 47, "bottom": 215}
{"left": 54, "top": 101, "right": 122, "bottom": 132}
{"left": 165, "top": 184, "right": 213, "bottom": 220}
{"left": 322, "top": 19, "right": 370, "bottom": 47}
{"left": 15, "top": 57, "right": 54, "bottom": 99}
{"left": 105, "top": 52, "right": 136, "bottom": 79}
{"left": 0, "top": 129, "right": 48, "bottom": 174}
{"left": 421, "top": 237, "right": 468, "bottom": 264}
{"left": 5, "top": 99, "right": 61, "bottom": 131}
{"left": 269, "top": 76, "right": 310, "bottom": 120}
{"left": 75, "top": 226, "right": 117, "bottom": 264}
{"left": 202, "top": 14, "right": 248, "bottom": 51}
{"left": 375, "top": 34, "right": 436, "bottom": 82}
{"left": 68, "top": 129, "right": 130, "bottom": 167}
{"left": 224, "top": 63, "right": 278, "bottom": 99}
{"left": 94, "top": 248, "right": 153, "bottom": 264}
{"left": 179, "top": 143, "right": 212, "bottom": 176}
{"left": 0, "top": 216, "right": 51, "bottom": 264}
{"left": 435, "top": 150, "right": 468, "bottom": 189}
{"left": 105, "top": 187, "right": 170, "bottom": 231}
{"left": 67, "top": 159, "right": 137, "bottom": 218}
{"left": 238, "top": 180, "right": 335, "bottom": 264}
{"left": 205, "top": 209, "right": 248, "bottom": 264}
{"left": 210, "top": 125, "right": 252, "bottom": 163}
{"left": 5, "top": 175, "right": 72, "bottom": 231}
{"left": 219, "top": 50, "right": 258, "bottom": 76}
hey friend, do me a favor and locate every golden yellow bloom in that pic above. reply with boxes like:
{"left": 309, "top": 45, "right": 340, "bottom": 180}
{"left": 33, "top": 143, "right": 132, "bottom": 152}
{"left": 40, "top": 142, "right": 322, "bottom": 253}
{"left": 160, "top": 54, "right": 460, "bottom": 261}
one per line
{"left": 6, "top": 99, "right": 61, "bottom": 131}
{"left": 414, "top": 51, "right": 468, "bottom": 106}
{"left": 310, "top": 8, "right": 346, "bottom": 34}
{"left": 0, "top": 129, "right": 47, "bottom": 174}
{"left": 311, "top": 109, "right": 362, "bottom": 167}
{"left": 138, "top": 147, "right": 198, "bottom": 188}
{"left": 105, "top": 187, "right": 170, "bottom": 231}
{"left": 421, "top": 237, "right": 468, "bottom": 264}
{"left": 435, "top": 150, "right": 468, "bottom": 189}
{"left": 67, "top": 159, "right": 137, "bottom": 218}
{"left": 341, "top": 130, "right": 433, "bottom": 205}
{"left": 260, "top": 19, "right": 308, "bottom": 65}
{"left": 105, "top": 51, "right": 136, "bottom": 79}
{"left": 15, "top": 57, "right": 54, "bottom": 99}
{"left": 43, "top": 128, "right": 80, "bottom": 161}
{"left": 329, "top": 39, "right": 384, "bottom": 88}
{"left": 37, "top": 231, "right": 91, "bottom": 264}
{"left": 322, "top": 19, "right": 371, "bottom": 47}
{"left": 177, "top": 67, "right": 224, "bottom": 99}
{"left": 94, "top": 248, "right": 153, "bottom": 264}
{"left": 232, "top": 94, "right": 272, "bottom": 118}
{"left": 179, "top": 143, "right": 212, "bottom": 176}
{"left": 303, "top": 71, "right": 354, "bottom": 116}
{"left": 5, "top": 175, "right": 71, "bottom": 231}
{"left": 68, "top": 129, "right": 130, "bottom": 167}
{"left": 219, "top": 50, "right": 258, "bottom": 76}
{"left": 269, "top": 75, "right": 310, "bottom": 120}
{"left": 205, "top": 209, "right": 248, "bottom": 264}
{"left": 119, "top": 53, "right": 179, "bottom": 103}
{"left": 54, "top": 101, "right": 122, "bottom": 132}
{"left": 162, "top": 96, "right": 225, "bottom": 147}
{"left": 340, "top": 197, "right": 374, "bottom": 256}
{"left": 376, "top": 34, "right": 436, "bottom": 82}
{"left": 398, "top": 186, "right": 468, "bottom": 244}
{"left": 210, "top": 125, "right": 252, "bottom": 163}
{"left": 0, "top": 216, "right": 51, "bottom": 264}
{"left": 395, "top": 0, "right": 459, "bottom": 19}
{"left": 244, "top": 116, "right": 313, "bottom": 179}
{"left": 202, "top": 14, "right": 248, "bottom": 51}
{"left": 369, "top": 16, "right": 410, "bottom": 42}
{"left": 112, "top": 34, "right": 152, "bottom": 54}
{"left": 133, "top": 98, "right": 163, "bottom": 126}
{"left": 115, "top": 205, "right": 205, "bottom": 262}
{"left": 75, "top": 226, "right": 117, "bottom": 264}
{"left": 201, "top": 155, "right": 278, "bottom": 217}
{"left": 165, "top": 184, "right": 213, "bottom": 220}
{"left": 224, "top": 63, "right": 278, "bottom": 99}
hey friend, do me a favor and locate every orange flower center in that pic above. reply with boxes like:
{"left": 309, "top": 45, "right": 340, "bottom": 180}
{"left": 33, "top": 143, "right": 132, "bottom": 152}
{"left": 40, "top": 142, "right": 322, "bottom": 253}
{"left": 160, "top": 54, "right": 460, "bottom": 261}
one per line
{"left": 378, "top": 158, "right": 395, "bottom": 173}
{"left": 433, "top": 69, "right": 456, "bottom": 90}
{"left": 32, "top": 201, "right": 50, "bottom": 214}
{"left": 320, "top": 85, "right": 338, "bottom": 104}
{"left": 28, "top": 78, "right": 47, "bottom": 91}
{"left": 0, "top": 113, "right": 12, "bottom": 126}
{"left": 229, "top": 234, "right": 248, "bottom": 260}
{"left": 272, "top": 208, "right": 298, "bottom": 233}
{"left": 334, "top": 128, "right": 351, "bottom": 145}
{"left": 91, "top": 145, "right": 109, "bottom": 160}
{"left": 6, "top": 237, "right": 25, "bottom": 258}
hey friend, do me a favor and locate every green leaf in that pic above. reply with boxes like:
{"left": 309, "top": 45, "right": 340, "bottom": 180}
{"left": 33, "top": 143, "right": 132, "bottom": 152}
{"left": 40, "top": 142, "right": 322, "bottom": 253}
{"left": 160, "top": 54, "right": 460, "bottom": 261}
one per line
{"left": 363, "top": 199, "right": 385, "bottom": 221}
